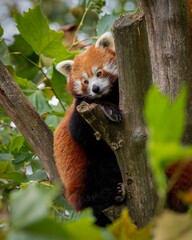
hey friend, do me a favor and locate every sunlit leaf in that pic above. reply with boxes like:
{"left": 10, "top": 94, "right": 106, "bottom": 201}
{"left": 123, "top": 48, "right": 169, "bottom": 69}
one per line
{"left": 15, "top": 5, "right": 72, "bottom": 63}
{"left": 108, "top": 208, "right": 137, "bottom": 240}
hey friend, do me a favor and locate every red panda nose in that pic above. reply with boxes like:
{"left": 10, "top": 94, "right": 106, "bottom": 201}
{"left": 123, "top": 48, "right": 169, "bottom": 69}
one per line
{"left": 92, "top": 84, "right": 100, "bottom": 93}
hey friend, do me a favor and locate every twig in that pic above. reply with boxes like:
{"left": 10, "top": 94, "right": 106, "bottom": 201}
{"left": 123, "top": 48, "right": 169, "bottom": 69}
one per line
{"left": 10, "top": 52, "right": 66, "bottom": 112}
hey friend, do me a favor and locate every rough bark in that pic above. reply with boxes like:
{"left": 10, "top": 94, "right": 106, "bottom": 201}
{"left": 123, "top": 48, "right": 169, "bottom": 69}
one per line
{"left": 136, "top": 0, "right": 192, "bottom": 144}
{"left": 0, "top": 61, "right": 61, "bottom": 183}
{"left": 113, "top": 12, "right": 156, "bottom": 227}
{"left": 78, "top": 13, "right": 156, "bottom": 227}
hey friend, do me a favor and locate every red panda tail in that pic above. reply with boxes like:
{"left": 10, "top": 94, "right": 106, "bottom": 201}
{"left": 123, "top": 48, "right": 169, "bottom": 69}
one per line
{"left": 54, "top": 102, "right": 87, "bottom": 210}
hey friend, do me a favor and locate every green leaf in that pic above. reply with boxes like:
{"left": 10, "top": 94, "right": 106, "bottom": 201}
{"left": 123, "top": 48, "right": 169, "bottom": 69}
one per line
{"left": 51, "top": 66, "right": 72, "bottom": 104}
{"left": 0, "top": 161, "right": 15, "bottom": 174}
{"left": 13, "top": 153, "right": 33, "bottom": 165}
{"left": 87, "top": 0, "right": 106, "bottom": 14}
{"left": 97, "top": 14, "right": 117, "bottom": 35}
{"left": 14, "top": 5, "right": 71, "bottom": 63}
{"left": 144, "top": 85, "right": 192, "bottom": 198}
{"left": 28, "top": 90, "right": 52, "bottom": 115}
{"left": 8, "top": 184, "right": 112, "bottom": 240}
{"left": 64, "top": 209, "right": 113, "bottom": 240}
{"left": 0, "top": 161, "right": 23, "bottom": 183}
{"left": 0, "top": 25, "right": 4, "bottom": 37}
{"left": 0, "top": 153, "right": 12, "bottom": 161}
{"left": 7, "top": 218, "right": 70, "bottom": 240}
{"left": 45, "top": 115, "right": 62, "bottom": 130}
{"left": 27, "top": 170, "right": 47, "bottom": 181}
{"left": 0, "top": 39, "right": 11, "bottom": 65}
{"left": 9, "top": 135, "right": 25, "bottom": 152}
{"left": 0, "top": 172, "right": 23, "bottom": 183}
{"left": 145, "top": 85, "right": 187, "bottom": 143}
{"left": 10, "top": 183, "right": 57, "bottom": 228}
{"left": 9, "top": 34, "right": 34, "bottom": 56}
{"left": 15, "top": 76, "right": 38, "bottom": 95}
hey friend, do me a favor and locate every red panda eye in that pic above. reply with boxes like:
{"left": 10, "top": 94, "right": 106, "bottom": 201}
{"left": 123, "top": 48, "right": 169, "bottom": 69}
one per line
{"left": 96, "top": 71, "right": 102, "bottom": 77}
{"left": 83, "top": 80, "right": 89, "bottom": 84}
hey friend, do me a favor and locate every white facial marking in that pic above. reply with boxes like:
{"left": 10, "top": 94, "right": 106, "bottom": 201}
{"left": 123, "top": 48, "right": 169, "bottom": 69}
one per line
{"left": 82, "top": 71, "right": 88, "bottom": 79}
{"left": 92, "top": 66, "right": 98, "bottom": 75}
{"left": 103, "top": 62, "right": 118, "bottom": 75}
{"left": 74, "top": 80, "right": 83, "bottom": 95}
{"left": 89, "top": 77, "right": 110, "bottom": 97}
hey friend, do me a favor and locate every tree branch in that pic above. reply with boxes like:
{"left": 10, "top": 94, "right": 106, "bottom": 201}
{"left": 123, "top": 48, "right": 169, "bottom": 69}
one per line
{"left": 0, "top": 60, "right": 61, "bottom": 184}
{"left": 77, "top": 102, "right": 124, "bottom": 151}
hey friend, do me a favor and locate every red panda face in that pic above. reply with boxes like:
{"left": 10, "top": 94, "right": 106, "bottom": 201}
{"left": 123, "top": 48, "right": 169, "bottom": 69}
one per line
{"left": 56, "top": 32, "right": 117, "bottom": 99}
{"left": 68, "top": 46, "right": 117, "bottom": 98}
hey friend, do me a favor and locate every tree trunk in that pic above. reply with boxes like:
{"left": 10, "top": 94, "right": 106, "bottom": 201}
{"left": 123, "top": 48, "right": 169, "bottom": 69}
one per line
{"left": 136, "top": 0, "right": 192, "bottom": 144}
{"left": 0, "top": 61, "right": 61, "bottom": 184}
{"left": 78, "top": 12, "right": 156, "bottom": 227}
{"left": 113, "top": 13, "right": 156, "bottom": 227}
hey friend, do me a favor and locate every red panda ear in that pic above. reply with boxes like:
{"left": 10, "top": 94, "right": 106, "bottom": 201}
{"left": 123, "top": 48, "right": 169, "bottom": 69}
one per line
{"left": 56, "top": 60, "right": 74, "bottom": 77}
{"left": 95, "top": 32, "right": 115, "bottom": 50}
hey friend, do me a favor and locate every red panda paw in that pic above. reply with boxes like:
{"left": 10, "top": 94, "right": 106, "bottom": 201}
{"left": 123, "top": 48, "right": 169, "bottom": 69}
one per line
{"left": 101, "top": 105, "right": 122, "bottom": 122}
{"left": 114, "top": 183, "right": 126, "bottom": 203}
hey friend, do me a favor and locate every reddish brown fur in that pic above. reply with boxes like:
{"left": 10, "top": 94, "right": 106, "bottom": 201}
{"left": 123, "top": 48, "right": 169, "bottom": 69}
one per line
{"left": 54, "top": 41, "right": 118, "bottom": 214}
{"left": 54, "top": 101, "right": 87, "bottom": 210}
{"left": 67, "top": 45, "right": 116, "bottom": 96}
{"left": 166, "top": 161, "right": 192, "bottom": 211}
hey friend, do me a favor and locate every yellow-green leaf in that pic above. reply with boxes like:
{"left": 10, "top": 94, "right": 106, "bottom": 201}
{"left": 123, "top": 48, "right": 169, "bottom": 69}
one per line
{"left": 108, "top": 208, "right": 137, "bottom": 240}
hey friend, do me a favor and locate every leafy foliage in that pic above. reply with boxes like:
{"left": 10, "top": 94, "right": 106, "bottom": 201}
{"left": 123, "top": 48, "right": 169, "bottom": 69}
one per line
{"left": 0, "top": 1, "right": 138, "bottom": 239}
{"left": 1, "top": 0, "right": 192, "bottom": 239}
{"left": 144, "top": 86, "right": 192, "bottom": 200}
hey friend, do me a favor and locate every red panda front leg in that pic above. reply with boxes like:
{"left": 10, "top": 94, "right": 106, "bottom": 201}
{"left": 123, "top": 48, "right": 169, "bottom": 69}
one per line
{"left": 101, "top": 104, "right": 122, "bottom": 122}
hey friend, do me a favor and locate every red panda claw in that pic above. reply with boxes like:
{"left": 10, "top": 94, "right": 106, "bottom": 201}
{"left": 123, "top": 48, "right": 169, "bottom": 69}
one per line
{"left": 101, "top": 105, "right": 122, "bottom": 122}
{"left": 115, "top": 183, "right": 126, "bottom": 203}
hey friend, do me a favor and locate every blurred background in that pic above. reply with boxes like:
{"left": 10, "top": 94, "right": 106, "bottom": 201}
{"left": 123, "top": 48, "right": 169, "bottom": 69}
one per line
{"left": 0, "top": 0, "right": 137, "bottom": 45}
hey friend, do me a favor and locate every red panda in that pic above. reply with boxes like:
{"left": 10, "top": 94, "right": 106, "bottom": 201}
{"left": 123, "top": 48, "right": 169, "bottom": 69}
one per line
{"left": 54, "top": 31, "right": 191, "bottom": 225}
{"left": 54, "top": 32, "right": 125, "bottom": 225}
